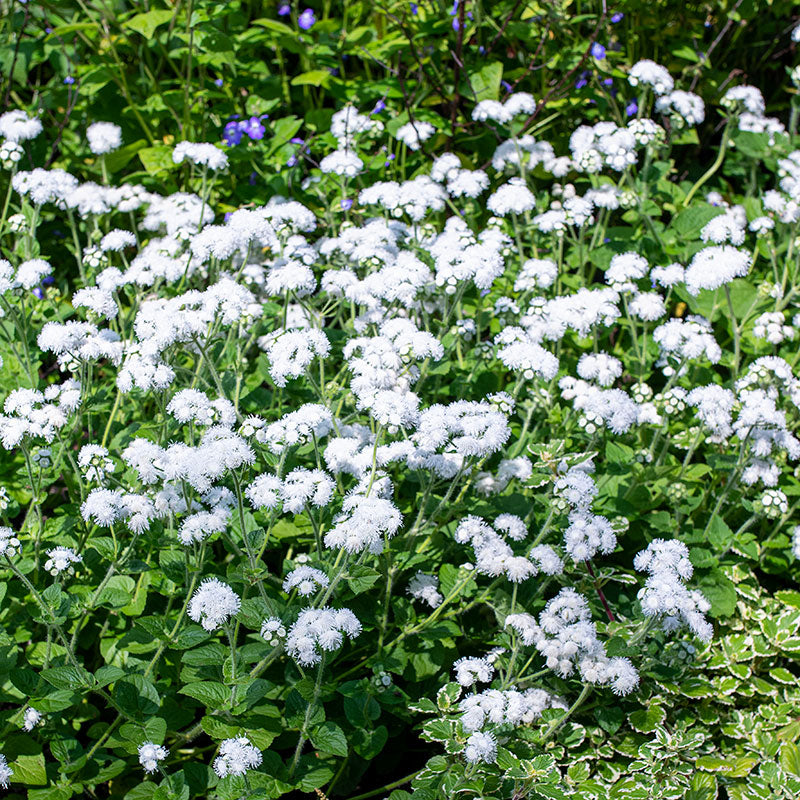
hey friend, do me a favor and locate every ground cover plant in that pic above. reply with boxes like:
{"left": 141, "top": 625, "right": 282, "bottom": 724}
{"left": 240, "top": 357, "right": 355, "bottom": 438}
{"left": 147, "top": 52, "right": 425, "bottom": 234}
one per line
{"left": 1, "top": 2, "right": 800, "bottom": 800}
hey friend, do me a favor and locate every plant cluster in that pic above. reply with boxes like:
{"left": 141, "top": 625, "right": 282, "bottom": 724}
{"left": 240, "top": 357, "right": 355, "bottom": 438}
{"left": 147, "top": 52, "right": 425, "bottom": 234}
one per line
{"left": 0, "top": 8, "right": 799, "bottom": 800}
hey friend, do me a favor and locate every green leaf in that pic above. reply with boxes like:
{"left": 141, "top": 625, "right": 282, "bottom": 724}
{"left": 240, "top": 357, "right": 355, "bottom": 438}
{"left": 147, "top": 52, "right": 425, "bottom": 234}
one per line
{"left": 672, "top": 44, "right": 701, "bottom": 62}
{"left": 98, "top": 575, "right": 136, "bottom": 608}
{"left": 114, "top": 675, "right": 161, "bottom": 716}
{"left": 672, "top": 204, "right": 724, "bottom": 240}
{"left": 251, "top": 18, "right": 295, "bottom": 36}
{"left": 311, "top": 721, "right": 348, "bottom": 757}
{"left": 706, "top": 515, "right": 733, "bottom": 551}
{"left": 696, "top": 569, "right": 737, "bottom": 617}
{"left": 291, "top": 70, "right": 332, "bottom": 88}
{"left": 346, "top": 565, "right": 380, "bottom": 595}
{"left": 629, "top": 704, "right": 666, "bottom": 733}
{"left": 695, "top": 756, "right": 732, "bottom": 772}
{"left": 201, "top": 716, "right": 241, "bottom": 740}
{"left": 10, "top": 753, "right": 47, "bottom": 785}
{"left": 179, "top": 681, "right": 229, "bottom": 709}
{"left": 781, "top": 743, "right": 800, "bottom": 777}
{"left": 138, "top": 146, "right": 177, "bottom": 175}
{"left": 46, "top": 23, "right": 98, "bottom": 38}
{"left": 352, "top": 725, "right": 388, "bottom": 760}
{"left": 104, "top": 140, "right": 148, "bottom": 174}
{"left": 776, "top": 590, "right": 800, "bottom": 608}
{"left": 469, "top": 61, "right": 503, "bottom": 101}
{"left": 41, "top": 666, "right": 92, "bottom": 690}
{"left": 125, "top": 10, "right": 174, "bottom": 39}
{"left": 594, "top": 705, "right": 624, "bottom": 734}
{"left": 28, "top": 788, "right": 74, "bottom": 800}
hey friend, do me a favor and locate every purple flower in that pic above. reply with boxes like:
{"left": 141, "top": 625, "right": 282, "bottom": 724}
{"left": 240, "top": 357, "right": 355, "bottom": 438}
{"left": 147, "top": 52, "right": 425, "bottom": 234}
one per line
{"left": 591, "top": 42, "right": 606, "bottom": 59}
{"left": 449, "top": 0, "right": 458, "bottom": 13}
{"left": 287, "top": 155, "right": 298, "bottom": 167}
{"left": 602, "top": 77, "right": 613, "bottom": 86}
{"left": 224, "top": 212, "right": 234, "bottom": 222}
{"left": 249, "top": 172, "right": 257, "bottom": 185}
{"left": 242, "top": 116, "right": 266, "bottom": 140}
{"left": 42, "top": 275, "right": 55, "bottom": 286}
{"left": 625, "top": 99, "right": 638, "bottom": 117}
{"left": 479, "top": 45, "right": 485, "bottom": 54}
{"left": 290, "top": 137, "right": 305, "bottom": 145}
{"left": 278, "top": 3, "right": 290, "bottom": 14}
{"left": 298, "top": 8, "right": 316, "bottom": 29}
{"left": 45, "top": 26, "right": 52, "bottom": 33}
{"left": 611, "top": 12, "right": 623, "bottom": 23}
{"left": 575, "top": 75, "right": 588, "bottom": 90}
{"left": 214, "top": 78, "right": 223, "bottom": 87}
{"left": 328, "top": 67, "right": 340, "bottom": 76}
{"left": 501, "top": 80, "right": 512, "bottom": 93}
{"left": 340, "top": 198, "right": 353, "bottom": 210}
{"left": 452, "top": 18, "right": 459, "bottom": 30}
{"left": 33, "top": 287, "right": 44, "bottom": 299}
{"left": 63, "top": 76, "right": 75, "bottom": 85}
{"left": 410, "top": 2, "right": 418, "bottom": 14}
{"left": 371, "top": 99, "right": 386, "bottom": 115}
{"left": 223, "top": 121, "right": 243, "bottom": 146}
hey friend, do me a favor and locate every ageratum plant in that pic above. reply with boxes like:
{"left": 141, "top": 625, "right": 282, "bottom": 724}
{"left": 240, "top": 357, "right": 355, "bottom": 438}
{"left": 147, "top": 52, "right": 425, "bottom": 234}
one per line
{"left": 0, "top": 41, "right": 800, "bottom": 800}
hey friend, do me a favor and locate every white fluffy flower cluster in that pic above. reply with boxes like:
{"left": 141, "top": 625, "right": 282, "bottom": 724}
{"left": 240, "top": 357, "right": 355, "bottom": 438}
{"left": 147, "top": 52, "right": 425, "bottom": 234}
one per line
{"left": 285, "top": 607, "right": 362, "bottom": 666}
{"left": 635, "top": 539, "right": 712, "bottom": 642}
{"left": 282, "top": 565, "right": 330, "bottom": 597}
{"left": 138, "top": 742, "right": 168, "bottom": 774}
{"left": 0, "top": 382, "right": 81, "bottom": 449}
{"left": 187, "top": 578, "right": 241, "bottom": 631}
{"left": 0, "top": 527, "right": 21, "bottom": 557}
{"left": 407, "top": 572, "right": 443, "bottom": 608}
{"left": 44, "top": 546, "right": 82, "bottom": 576}
{"left": 212, "top": 737, "right": 262, "bottom": 778}
{"left": 507, "top": 591, "right": 640, "bottom": 694}
{"left": 459, "top": 687, "right": 566, "bottom": 733}
{"left": 455, "top": 514, "right": 563, "bottom": 583}
{"left": 173, "top": 141, "right": 229, "bottom": 171}
{"left": 324, "top": 494, "right": 403, "bottom": 554}
{"left": 87, "top": 122, "right": 122, "bottom": 155}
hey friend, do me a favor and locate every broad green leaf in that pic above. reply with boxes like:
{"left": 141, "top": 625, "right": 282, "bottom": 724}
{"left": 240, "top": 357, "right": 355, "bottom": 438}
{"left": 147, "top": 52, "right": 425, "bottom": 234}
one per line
{"left": 125, "top": 10, "right": 174, "bottom": 39}
{"left": 469, "top": 61, "right": 503, "bottom": 101}
{"left": 41, "top": 666, "right": 92, "bottom": 690}
{"left": 139, "top": 146, "right": 177, "bottom": 174}
{"left": 781, "top": 743, "right": 800, "bottom": 777}
{"left": 179, "top": 681, "right": 229, "bottom": 709}
{"left": 10, "top": 753, "right": 47, "bottom": 785}
{"left": 310, "top": 721, "right": 348, "bottom": 757}
{"left": 291, "top": 70, "right": 332, "bottom": 88}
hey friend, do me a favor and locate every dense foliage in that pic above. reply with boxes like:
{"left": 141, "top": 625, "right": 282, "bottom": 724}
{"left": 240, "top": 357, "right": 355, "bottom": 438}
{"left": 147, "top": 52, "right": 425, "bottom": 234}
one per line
{"left": 1, "top": 2, "right": 800, "bottom": 800}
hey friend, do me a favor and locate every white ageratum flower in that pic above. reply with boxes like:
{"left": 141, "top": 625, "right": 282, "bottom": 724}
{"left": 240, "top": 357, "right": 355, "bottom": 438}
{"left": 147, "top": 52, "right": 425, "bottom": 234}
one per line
{"left": 212, "top": 737, "right": 262, "bottom": 778}
{"left": 0, "top": 527, "right": 21, "bottom": 557}
{"left": 282, "top": 566, "right": 330, "bottom": 597}
{"left": 0, "top": 753, "right": 12, "bottom": 788}
{"left": 172, "top": 141, "right": 229, "bottom": 170}
{"left": 138, "top": 742, "right": 168, "bottom": 773}
{"left": 0, "top": 109, "right": 43, "bottom": 142}
{"left": 187, "top": 578, "right": 241, "bottom": 631}
{"left": 395, "top": 120, "right": 435, "bottom": 151}
{"left": 464, "top": 731, "right": 498, "bottom": 764}
{"left": 44, "top": 546, "right": 82, "bottom": 576}
{"left": 285, "top": 607, "right": 362, "bottom": 665}
{"left": 260, "top": 616, "right": 287, "bottom": 646}
{"left": 22, "top": 707, "right": 42, "bottom": 731}
{"left": 87, "top": 122, "right": 122, "bottom": 155}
